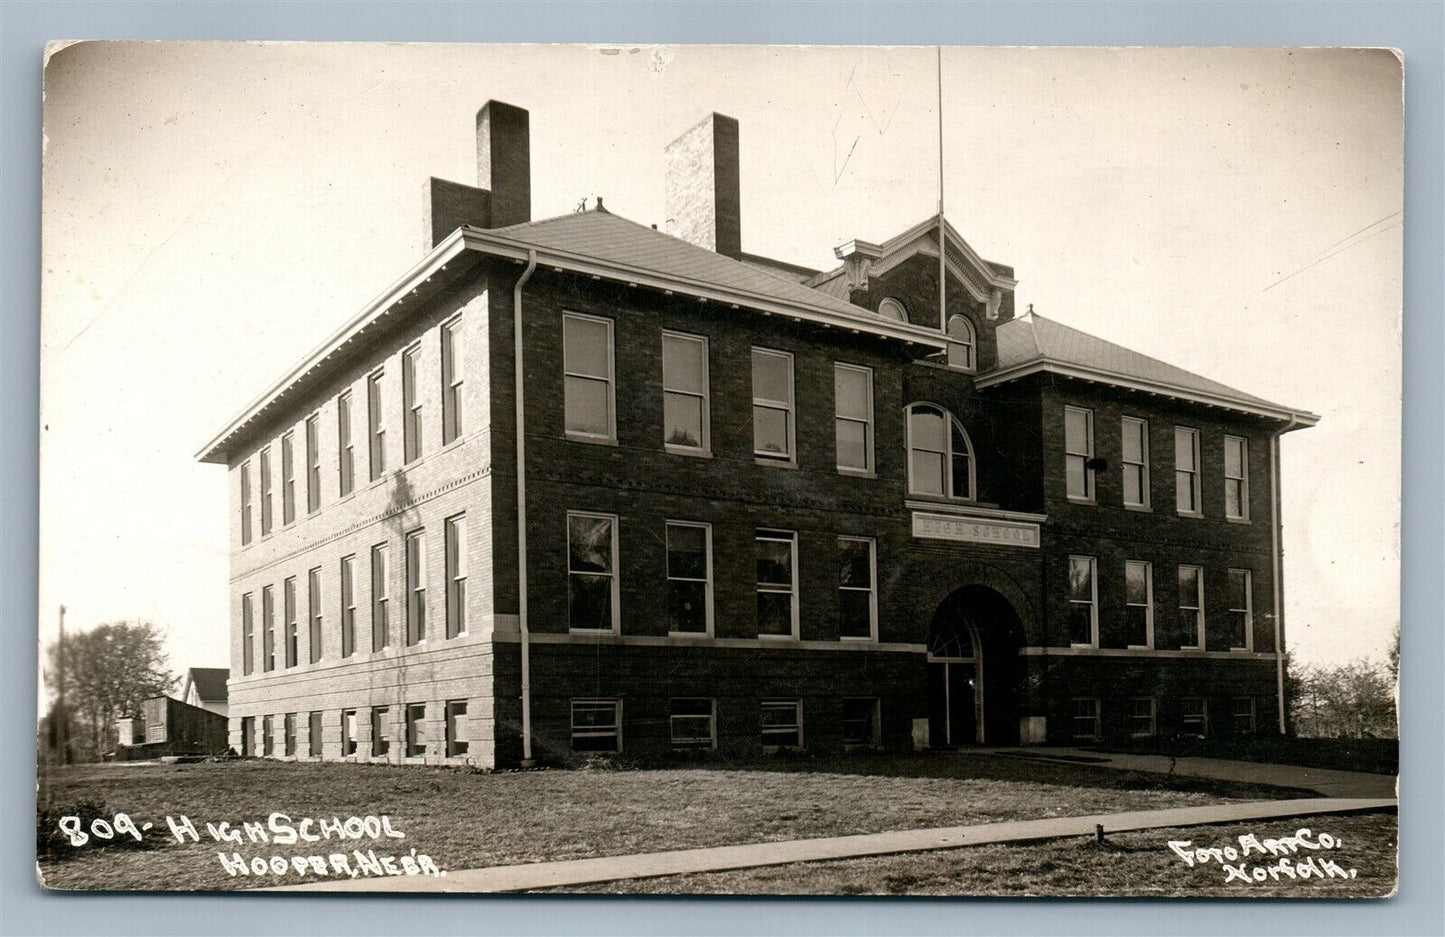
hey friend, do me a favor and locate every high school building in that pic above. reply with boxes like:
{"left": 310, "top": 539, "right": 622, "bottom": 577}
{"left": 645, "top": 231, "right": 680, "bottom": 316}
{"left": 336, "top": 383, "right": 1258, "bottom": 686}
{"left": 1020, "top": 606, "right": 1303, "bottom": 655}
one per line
{"left": 197, "top": 102, "right": 1317, "bottom": 768}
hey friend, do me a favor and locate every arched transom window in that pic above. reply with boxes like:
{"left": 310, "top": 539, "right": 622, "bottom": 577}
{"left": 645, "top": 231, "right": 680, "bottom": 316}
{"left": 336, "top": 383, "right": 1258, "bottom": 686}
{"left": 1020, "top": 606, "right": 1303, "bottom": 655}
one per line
{"left": 878, "top": 297, "right": 907, "bottom": 322}
{"left": 946, "top": 315, "right": 976, "bottom": 371}
{"left": 907, "top": 404, "right": 976, "bottom": 500}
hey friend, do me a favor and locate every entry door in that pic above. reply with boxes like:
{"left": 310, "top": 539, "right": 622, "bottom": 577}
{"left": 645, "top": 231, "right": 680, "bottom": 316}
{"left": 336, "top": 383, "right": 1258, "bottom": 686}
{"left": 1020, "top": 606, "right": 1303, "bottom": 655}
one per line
{"left": 927, "top": 661, "right": 978, "bottom": 747}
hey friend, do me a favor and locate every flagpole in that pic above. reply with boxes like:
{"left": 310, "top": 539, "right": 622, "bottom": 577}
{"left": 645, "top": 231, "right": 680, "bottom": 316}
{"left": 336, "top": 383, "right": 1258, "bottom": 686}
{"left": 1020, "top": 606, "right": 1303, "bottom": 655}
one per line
{"left": 937, "top": 46, "right": 947, "bottom": 335}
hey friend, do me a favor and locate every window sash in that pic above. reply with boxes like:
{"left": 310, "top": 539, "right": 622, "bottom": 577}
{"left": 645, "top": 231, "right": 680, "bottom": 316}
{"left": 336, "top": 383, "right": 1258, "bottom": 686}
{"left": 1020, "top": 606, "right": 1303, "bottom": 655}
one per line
{"left": 403, "top": 345, "right": 422, "bottom": 464}
{"left": 341, "top": 710, "right": 358, "bottom": 755}
{"left": 442, "top": 318, "right": 463, "bottom": 445}
{"left": 563, "top": 313, "right": 616, "bottom": 440}
{"left": 1224, "top": 435, "right": 1249, "bottom": 519}
{"left": 371, "top": 707, "right": 390, "bottom": 757}
{"left": 1227, "top": 568, "right": 1253, "bottom": 650}
{"left": 1175, "top": 427, "right": 1201, "bottom": 514}
{"left": 1231, "top": 697, "right": 1257, "bottom": 734}
{"left": 662, "top": 332, "right": 709, "bottom": 452}
{"left": 838, "top": 536, "right": 877, "bottom": 641}
{"left": 1128, "top": 697, "right": 1157, "bottom": 737}
{"left": 666, "top": 522, "right": 712, "bottom": 635}
{"left": 445, "top": 700, "right": 469, "bottom": 756}
{"left": 571, "top": 699, "right": 621, "bottom": 752}
{"left": 261, "top": 585, "right": 275, "bottom": 672}
{"left": 751, "top": 348, "right": 794, "bottom": 460}
{"left": 281, "top": 432, "right": 296, "bottom": 524}
{"left": 283, "top": 577, "right": 298, "bottom": 668}
{"left": 446, "top": 514, "right": 467, "bottom": 638}
{"left": 1071, "top": 698, "right": 1101, "bottom": 740}
{"left": 760, "top": 699, "right": 803, "bottom": 748}
{"left": 284, "top": 713, "right": 297, "bottom": 757}
{"left": 834, "top": 364, "right": 874, "bottom": 472}
{"left": 340, "top": 555, "right": 356, "bottom": 658}
{"left": 240, "top": 463, "right": 253, "bottom": 544}
{"left": 406, "top": 529, "right": 426, "bottom": 645}
{"left": 337, "top": 391, "right": 354, "bottom": 496}
{"left": 305, "top": 415, "right": 320, "bottom": 513}
{"left": 1067, "top": 555, "right": 1098, "bottom": 647}
{"left": 406, "top": 703, "right": 427, "bottom": 758}
{"left": 308, "top": 711, "right": 323, "bottom": 757}
{"left": 946, "top": 315, "right": 976, "bottom": 370}
{"left": 568, "top": 512, "right": 618, "bottom": 632}
{"left": 367, "top": 370, "right": 386, "bottom": 481}
{"left": 1064, "top": 406, "right": 1095, "bottom": 501}
{"left": 670, "top": 698, "right": 716, "bottom": 748}
{"left": 259, "top": 447, "right": 273, "bottom": 534}
{"left": 1181, "top": 698, "right": 1208, "bottom": 736}
{"left": 1124, "top": 560, "right": 1154, "bottom": 648}
{"left": 1178, "top": 565, "right": 1204, "bottom": 648}
{"left": 755, "top": 531, "right": 798, "bottom": 638}
{"left": 1121, "top": 417, "right": 1150, "bottom": 508}
{"left": 307, "top": 567, "right": 322, "bottom": 663}
{"left": 371, "top": 543, "right": 389, "bottom": 651}
{"left": 907, "top": 405, "right": 974, "bottom": 499}
{"left": 842, "top": 698, "right": 880, "bottom": 747}
{"left": 241, "top": 593, "right": 254, "bottom": 675}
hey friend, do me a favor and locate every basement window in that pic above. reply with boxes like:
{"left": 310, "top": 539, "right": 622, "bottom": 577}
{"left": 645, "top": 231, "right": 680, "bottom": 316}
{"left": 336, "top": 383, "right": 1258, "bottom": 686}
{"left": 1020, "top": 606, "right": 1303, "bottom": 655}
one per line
{"left": 1071, "top": 698, "right": 1101, "bottom": 741}
{"left": 842, "top": 698, "right": 881, "bottom": 748}
{"left": 760, "top": 698, "right": 803, "bottom": 750}
{"left": 670, "top": 698, "right": 716, "bottom": 749}
{"left": 445, "top": 700, "right": 469, "bottom": 757}
{"left": 1129, "top": 697, "right": 1157, "bottom": 738}
{"left": 284, "top": 713, "right": 297, "bottom": 757}
{"left": 571, "top": 699, "right": 622, "bottom": 753}
{"left": 1231, "top": 698, "right": 1257, "bottom": 736}
{"left": 371, "top": 706, "right": 391, "bottom": 758}
{"left": 308, "top": 711, "right": 323, "bottom": 757}
{"left": 341, "top": 709, "right": 358, "bottom": 756}
{"left": 405, "top": 703, "right": 427, "bottom": 758}
{"left": 1180, "top": 698, "right": 1208, "bottom": 738}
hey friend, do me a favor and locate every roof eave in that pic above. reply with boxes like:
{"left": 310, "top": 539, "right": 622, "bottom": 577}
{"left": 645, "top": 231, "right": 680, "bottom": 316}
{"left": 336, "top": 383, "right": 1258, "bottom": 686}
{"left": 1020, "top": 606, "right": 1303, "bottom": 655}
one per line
{"left": 975, "top": 359, "right": 1320, "bottom": 428}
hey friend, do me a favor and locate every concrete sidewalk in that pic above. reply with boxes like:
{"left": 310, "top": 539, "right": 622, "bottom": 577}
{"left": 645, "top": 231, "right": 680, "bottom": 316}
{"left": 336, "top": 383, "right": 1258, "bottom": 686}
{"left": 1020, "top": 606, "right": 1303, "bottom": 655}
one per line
{"left": 269, "top": 796, "right": 1395, "bottom": 894}
{"left": 983, "top": 747, "right": 1398, "bottom": 799}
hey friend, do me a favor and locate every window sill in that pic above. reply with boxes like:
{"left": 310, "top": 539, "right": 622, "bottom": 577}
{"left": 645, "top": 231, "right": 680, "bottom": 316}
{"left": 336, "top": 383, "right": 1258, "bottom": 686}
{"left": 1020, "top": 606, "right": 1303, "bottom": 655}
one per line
{"left": 754, "top": 456, "right": 798, "bottom": 469}
{"left": 1179, "top": 645, "right": 1203, "bottom": 652}
{"left": 567, "top": 432, "right": 619, "bottom": 447}
{"left": 1126, "top": 644, "right": 1153, "bottom": 651}
{"left": 568, "top": 628, "right": 619, "bottom": 636}
{"left": 836, "top": 467, "right": 876, "bottom": 479}
{"left": 758, "top": 633, "right": 800, "bottom": 641}
{"left": 1070, "top": 643, "right": 1098, "bottom": 650}
{"left": 668, "top": 631, "right": 711, "bottom": 639}
{"left": 665, "top": 444, "right": 712, "bottom": 459}
{"left": 1226, "top": 516, "right": 1252, "bottom": 525}
{"left": 1229, "top": 646, "right": 1253, "bottom": 653}
{"left": 1066, "top": 496, "right": 1096, "bottom": 506}
{"left": 1124, "top": 503, "right": 1152, "bottom": 513}
{"left": 839, "top": 635, "right": 877, "bottom": 643}
{"left": 1176, "top": 510, "right": 1204, "bottom": 519}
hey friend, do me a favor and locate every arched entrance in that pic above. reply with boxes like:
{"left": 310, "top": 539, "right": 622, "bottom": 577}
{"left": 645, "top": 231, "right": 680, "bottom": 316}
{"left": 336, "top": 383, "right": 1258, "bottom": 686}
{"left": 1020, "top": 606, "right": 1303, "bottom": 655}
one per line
{"left": 927, "top": 585, "right": 1025, "bottom": 746}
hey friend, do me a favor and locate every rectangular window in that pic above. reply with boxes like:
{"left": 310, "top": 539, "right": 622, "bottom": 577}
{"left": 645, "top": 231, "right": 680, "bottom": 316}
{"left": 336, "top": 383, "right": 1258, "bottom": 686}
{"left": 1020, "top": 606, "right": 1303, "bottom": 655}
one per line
{"left": 371, "top": 707, "right": 390, "bottom": 758}
{"left": 1175, "top": 426, "right": 1201, "bottom": 515}
{"left": 259, "top": 446, "right": 273, "bottom": 535}
{"left": 1180, "top": 697, "right": 1208, "bottom": 737}
{"left": 341, "top": 709, "right": 358, "bottom": 756}
{"left": 1129, "top": 697, "right": 1157, "bottom": 738}
{"left": 241, "top": 593, "right": 254, "bottom": 676}
{"left": 1124, "top": 560, "right": 1154, "bottom": 649}
{"left": 445, "top": 514, "right": 467, "bottom": 638}
{"left": 1071, "top": 698, "right": 1101, "bottom": 740}
{"left": 1067, "top": 555, "right": 1098, "bottom": 647}
{"left": 1178, "top": 565, "right": 1204, "bottom": 649}
{"left": 568, "top": 512, "right": 618, "bottom": 633}
{"left": 371, "top": 543, "right": 390, "bottom": 652}
{"left": 441, "top": 316, "right": 464, "bottom": 445}
{"left": 308, "top": 711, "right": 323, "bottom": 757}
{"left": 670, "top": 698, "right": 716, "bottom": 749}
{"left": 307, "top": 567, "right": 322, "bottom": 663}
{"left": 1064, "top": 406, "right": 1095, "bottom": 501}
{"left": 240, "top": 716, "right": 254, "bottom": 757}
{"left": 563, "top": 312, "right": 615, "bottom": 440}
{"left": 445, "top": 700, "right": 469, "bottom": 757}
{"left": 283, "top": 576, "right": 298, "bottom": 668}
{"left": 662, "top": 331, "right": 709, "bottom": 453}
{"left": 838, "top": 536, "right": 877, "bottom": 641}
{"left": 666, "top": 522, "right": 712, "bottom": 635}
{"left": 1231, "top": 697, "right": 1257, "bottom": 735}
{"left": 760, "top": 698, "right": 803, "bottom": 749}
{"left": 240, "top": 462, "right": 253, "bottom": 545}
{"left": 305, "top": 414, "right": 321, "bottom": 513}
{"left": 842, "top": 698, "right": 881, "bottom": 748}
{"left": 337, "top": 391, "right": 354, "bottom": 497}
{"left": 261, "top": 584, "right": 275, "bottom": 672}
{"left": 1121, "top": 416, "right": 1150, "bottom": 508}
{"left": 751, "top": 348, "right": 795, "bottom": 462}
{"left": 1227, "top": 568, "right": 1253, "bottom": 650}
{"left": 834, "top": 363, "right": 874, "bottom": 473}
{"left": 405, "top": 529, "right": 426, "bottom": 645}
{"left": 281, "top": 431, "right": 296, "bottom": 525}
{"left": 367, "top": 369, "right": 386, "bottom": 481}
{"left": 402, "top": 344, "right": 422, "bottom": 464}
{"left": 1225, "top": 435, "right": 1250, "bottom": 520}
{"left": 405, "top": 703, "right": 427, "bottom": 758}
{"left": 756, "top": 529, "right": 799, "bottom": 638}
{"left": 263, "top": 715, "right": 274, "bottom": 757}
{"left": 284, "top": 713, "right": 297, "bottom": 757}
{"left": 340, "top": 555, "right": 356, "bottom": 658}
{"left": 571, "top": 698, "right": 621, "bottom": 753}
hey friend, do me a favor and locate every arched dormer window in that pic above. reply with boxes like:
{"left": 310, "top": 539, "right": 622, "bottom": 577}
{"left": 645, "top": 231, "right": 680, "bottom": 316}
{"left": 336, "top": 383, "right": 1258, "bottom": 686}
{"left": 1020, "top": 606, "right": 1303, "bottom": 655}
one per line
{"left": 907, "top": 403, "right": 976, "bottom": 500}
{"left": 946, "top": 315, "right": 976, "bottom": 371}
{"left": 878, "top": 298, "right": 907, "bottom": 322}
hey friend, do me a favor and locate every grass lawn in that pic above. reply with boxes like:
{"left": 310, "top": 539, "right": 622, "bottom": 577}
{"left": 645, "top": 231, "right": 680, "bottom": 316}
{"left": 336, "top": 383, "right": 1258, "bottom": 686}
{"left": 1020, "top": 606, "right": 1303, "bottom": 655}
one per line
{"left": 556, "top": 811, "right": 1398, "bottom": 898}
{"left": 1089, "top": 737, "right": 1399, "bottom": 776}
{"left": 37, "top": 751, "right": 1302, "bottom": 892}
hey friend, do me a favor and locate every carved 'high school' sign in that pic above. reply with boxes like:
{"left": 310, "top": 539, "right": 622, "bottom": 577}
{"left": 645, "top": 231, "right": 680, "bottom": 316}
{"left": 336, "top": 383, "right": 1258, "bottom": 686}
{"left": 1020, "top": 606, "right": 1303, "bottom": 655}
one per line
{"left": 911, "top": 511, "right": 1041, "bottom": 548}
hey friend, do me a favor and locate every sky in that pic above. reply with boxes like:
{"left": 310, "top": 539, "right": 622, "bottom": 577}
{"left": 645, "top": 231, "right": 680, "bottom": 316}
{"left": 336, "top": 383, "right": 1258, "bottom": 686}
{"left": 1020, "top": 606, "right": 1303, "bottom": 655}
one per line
{"left": 37, "top": 43, "right": 1402, "bottom": 697}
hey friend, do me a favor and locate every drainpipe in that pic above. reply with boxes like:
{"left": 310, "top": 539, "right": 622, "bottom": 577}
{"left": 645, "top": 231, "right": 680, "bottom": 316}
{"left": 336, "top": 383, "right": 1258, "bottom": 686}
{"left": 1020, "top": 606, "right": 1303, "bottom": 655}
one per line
{"left": 1270, "top": 416, "right": 1298, "bottom": 735}
{"left": 514, "top": 249, "right": 538, "bottom": 766}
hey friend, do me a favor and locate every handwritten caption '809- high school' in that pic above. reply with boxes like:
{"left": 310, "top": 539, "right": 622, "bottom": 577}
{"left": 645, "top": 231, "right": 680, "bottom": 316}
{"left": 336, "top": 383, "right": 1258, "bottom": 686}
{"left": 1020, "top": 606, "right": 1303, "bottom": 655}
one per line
{"left": 54, "top": 812, "right": 446, "bottom": 880}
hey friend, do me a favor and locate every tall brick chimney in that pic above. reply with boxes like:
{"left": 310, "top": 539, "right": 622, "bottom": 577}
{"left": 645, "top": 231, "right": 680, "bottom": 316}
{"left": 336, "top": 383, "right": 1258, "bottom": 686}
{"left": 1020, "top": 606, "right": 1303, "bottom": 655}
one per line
{"left": 477, "top": 100, "right": 531, "bottom": 228}
{"left": 664, "top": 113, "right": 741, "bottom": 258}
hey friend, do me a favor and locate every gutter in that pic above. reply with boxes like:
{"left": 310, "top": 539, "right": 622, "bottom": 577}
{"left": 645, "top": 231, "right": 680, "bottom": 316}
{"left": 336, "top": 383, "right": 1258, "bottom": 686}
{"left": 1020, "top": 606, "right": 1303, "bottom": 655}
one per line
{"left": 1271, "top": 415, "right": 1300, "bottom": 734}
{"left": 514, "top": 249, "right": 538, "bottom": 766}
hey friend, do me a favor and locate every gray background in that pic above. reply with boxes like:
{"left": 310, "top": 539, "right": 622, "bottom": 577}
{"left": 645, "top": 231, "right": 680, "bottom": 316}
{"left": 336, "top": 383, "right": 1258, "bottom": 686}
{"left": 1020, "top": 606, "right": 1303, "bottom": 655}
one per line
{"left": 2, "top": 2, "right": 1439, "bottom": 935}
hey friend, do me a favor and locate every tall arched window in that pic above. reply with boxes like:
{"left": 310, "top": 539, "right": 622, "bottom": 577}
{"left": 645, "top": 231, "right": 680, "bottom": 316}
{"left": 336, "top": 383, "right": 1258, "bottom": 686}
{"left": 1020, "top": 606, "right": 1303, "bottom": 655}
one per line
{"left": 946, "top": 315, "right": 976, "bottom": 371}
{"left": 878, "top": 298, "right": 907, "bottom": 322}
{"left": 907, "top": 404, "right": 976, "bottom": 499}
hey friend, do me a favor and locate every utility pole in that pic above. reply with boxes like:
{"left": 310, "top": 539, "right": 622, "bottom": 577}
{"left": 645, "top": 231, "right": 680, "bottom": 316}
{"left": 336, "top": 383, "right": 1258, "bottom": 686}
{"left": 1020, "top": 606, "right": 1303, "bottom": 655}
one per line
{"left": 56, "top": 604, "right": 68, "bottom": 766}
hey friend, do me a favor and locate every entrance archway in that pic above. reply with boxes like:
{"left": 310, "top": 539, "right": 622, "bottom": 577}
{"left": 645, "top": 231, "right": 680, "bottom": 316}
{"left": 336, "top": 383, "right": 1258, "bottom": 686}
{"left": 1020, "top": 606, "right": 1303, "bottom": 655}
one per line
{"left": 927, "top": 585, "right": 1025, "bottom": 746}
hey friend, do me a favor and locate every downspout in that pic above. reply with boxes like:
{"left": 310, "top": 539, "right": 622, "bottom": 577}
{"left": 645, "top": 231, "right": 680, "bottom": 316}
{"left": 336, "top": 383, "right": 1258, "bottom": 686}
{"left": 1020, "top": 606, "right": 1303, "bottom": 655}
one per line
{"left": 514, "top": 249, "right": 538, "bottom": 766}
{"left": 1270, "top": 416, "right": 1298, "bottom": 735}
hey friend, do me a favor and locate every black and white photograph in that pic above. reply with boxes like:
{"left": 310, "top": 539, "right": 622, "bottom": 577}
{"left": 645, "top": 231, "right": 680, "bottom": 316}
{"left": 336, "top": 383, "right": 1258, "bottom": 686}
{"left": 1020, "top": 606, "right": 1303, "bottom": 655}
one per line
{"left": 34, "top": 41, "right": 1402, "bottom": 899}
